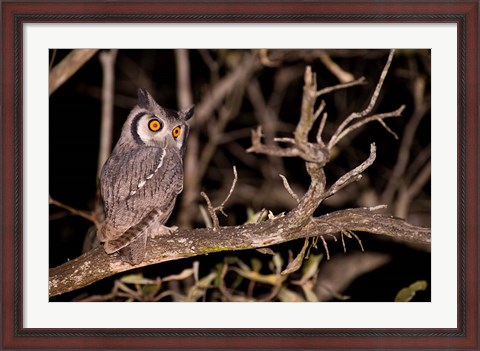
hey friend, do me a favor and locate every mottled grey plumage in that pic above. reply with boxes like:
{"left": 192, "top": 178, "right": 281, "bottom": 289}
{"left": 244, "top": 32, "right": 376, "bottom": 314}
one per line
{"left": 98, "top": 88, "right": 193, "bottom": 264}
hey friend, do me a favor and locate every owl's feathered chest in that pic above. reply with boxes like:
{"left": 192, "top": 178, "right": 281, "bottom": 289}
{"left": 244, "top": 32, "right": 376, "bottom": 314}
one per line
{"left": 100, "top": 143, "right": 183, "bottom": 228}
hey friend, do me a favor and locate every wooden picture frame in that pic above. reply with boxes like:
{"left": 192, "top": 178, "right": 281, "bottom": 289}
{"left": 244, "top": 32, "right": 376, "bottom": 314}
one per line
{"left": 2, "top": 1, "right": 478, "bottom": 349}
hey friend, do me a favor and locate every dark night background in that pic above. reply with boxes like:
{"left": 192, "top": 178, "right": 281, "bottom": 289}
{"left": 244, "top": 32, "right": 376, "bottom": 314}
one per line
{"left": 49, "top": 49, "right": 431, "bottom": 302}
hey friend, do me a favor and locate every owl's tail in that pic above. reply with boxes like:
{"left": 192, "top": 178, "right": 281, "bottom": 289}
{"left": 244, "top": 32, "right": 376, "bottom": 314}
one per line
{"left": 118, "top": 234, "right": 147, "bottom": 265}
{"left": 103, "top": 208, "right": 162, "bottom": 255}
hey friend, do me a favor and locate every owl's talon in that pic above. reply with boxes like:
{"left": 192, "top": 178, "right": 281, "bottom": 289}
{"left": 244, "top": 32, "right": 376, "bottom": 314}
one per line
{"left": 150, "top": 224, "right": 178, "bottom": 238}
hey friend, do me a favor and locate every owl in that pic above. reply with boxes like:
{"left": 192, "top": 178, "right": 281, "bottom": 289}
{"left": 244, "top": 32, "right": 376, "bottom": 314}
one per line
{"left": 98, "top": 88, "right": 194, "bottom": 265}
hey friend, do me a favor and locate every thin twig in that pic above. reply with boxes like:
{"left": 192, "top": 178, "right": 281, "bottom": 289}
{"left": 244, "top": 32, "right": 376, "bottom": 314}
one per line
{"left": 279, "top": 174, "right": 300, "bottom": 203}
{"left": 319, "top": 51, "right": 355, "bottom": 83}
{"left": 358, "top": 49, "right": 395, "bottom": 117}
{"left": 49, "top": 49, "right": 57, "bottom": 71}
{"left": 273, "top": 137, "right": 295, "bottom": 144}
{"left": 200, "top": 166, "right": 238, "bottom": 231}
{"left": 382, "top": 76, "right": 429, "bottom": 204}
{"left": 317, "top": 112, "right": 328, "bottom": 144}
{"left": 218, "top": 166, "right": 238, "bottom": 213}
{"left": 315, "top": 76, "right": 366, "bottom": 97}
{"left": 340, "top": 232, "right": 347, "bottom": 252}
{"left": 330, "top": 105, "right": 405, "bottom": 147}
{"left": 247, "top": 126, "right": 301, "bottom": 158}
{"left": 313, "top": 100, "right": 326, "bottom": 121}
{"left": 350, "top": 232, "right": 365, "bottom": 251}
{"left": 49, "top": 196, "right": 100, "bottom": 227}
{"left": 328, "top": 49, "right": 396, "bottom": 148}
{"left": 200, "top": 192, "right": 220, "bottom": 230}
{"left": 324, "top": 143, "right": 377, "bottom": 199}
{"left": 395, "top": 161, "right": 431, "bottom": 218}
{"left": 319, "top": 235, "right": 330, "bottom": 260}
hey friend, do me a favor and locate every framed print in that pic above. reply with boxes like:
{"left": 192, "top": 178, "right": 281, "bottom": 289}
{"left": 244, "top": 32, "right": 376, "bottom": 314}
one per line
{"left": 2, "top": 1, "right": 478, "bottom": 350}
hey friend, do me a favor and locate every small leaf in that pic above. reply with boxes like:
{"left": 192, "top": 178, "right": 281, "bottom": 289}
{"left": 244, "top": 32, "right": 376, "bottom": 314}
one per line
{"left": 224, "top": 256, "right": 238, "bottom": 264}
{"left": 281, "top": 239, "right": 309, "bottom": 276}
{"left": 301, "top": 286, "right": 319, "bottom": 302}
{"left": 244, "top": 207, "right": 268, "bottom": 224}
{"left": 197, "top": 272, "right": 217, "bottom": 289}
{"left": 231, "top": 267, "right": 284, "bottom": 285}
{"left": 395, "top": 280, "right": 428, "bottom": 302}
{"left": 236, "top": 258, "right": 251, "bottom": 272}
{"left": 187, "top": 272, "right": 217, "bottom": 301}
{"left": 256, "top": 247, "right": 275, "bottom": 255}
{"left": 271, "top": 253, "right": 283, "bottom": 275}
{"left": 142, "top": 283, "right": 160, "bottom": 295}
{"left": 199, "top": 204, "right": 212, "bottom": 228}
{"left": 120, "top": 274, "right": 156, "bottom": 285}
{"left": 162, "top": 268, "right": 194, "bottom": 282}
{"left": 231, "top": 273, "right": 244, "bottom": 289}
{"left": 214, "top": 263, "right": 224, "bottom": 286}
{"left": 251, "top": 258, "right": 262, "bottom": 272}
{"left": 278, "top": 287, "right": 305, "bottom": 302}
{"left": 301, "top": 254, "right": 323, "bottom": 282}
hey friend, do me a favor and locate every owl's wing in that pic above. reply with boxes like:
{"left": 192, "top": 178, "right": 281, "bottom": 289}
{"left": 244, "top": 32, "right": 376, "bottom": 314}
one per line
{"left": 101, "top": 145, "right": 183, "bottom": 237}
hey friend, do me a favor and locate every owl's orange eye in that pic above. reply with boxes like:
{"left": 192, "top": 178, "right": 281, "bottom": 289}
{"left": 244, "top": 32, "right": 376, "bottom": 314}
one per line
{"left": 172, "top": 126, "right": 181, "bottom": 138}
{"left": 148, "top": 119, "right": 162, "bottom": 132}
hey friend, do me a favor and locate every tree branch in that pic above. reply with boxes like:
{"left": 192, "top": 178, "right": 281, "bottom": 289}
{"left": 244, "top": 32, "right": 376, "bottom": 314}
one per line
{"left": 97, "top": 49, "right": 118, "bottom": 180}
{"left": 49, "top": 207, "right": 430, "bottom": 297}
{"left": 49, "top": 49, "right": 99, "bottom": 95}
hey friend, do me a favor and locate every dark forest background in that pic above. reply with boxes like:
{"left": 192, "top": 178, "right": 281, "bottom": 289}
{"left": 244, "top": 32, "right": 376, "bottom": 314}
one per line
{"left": 49, "top": 49, "right": 431, "bottom": 302}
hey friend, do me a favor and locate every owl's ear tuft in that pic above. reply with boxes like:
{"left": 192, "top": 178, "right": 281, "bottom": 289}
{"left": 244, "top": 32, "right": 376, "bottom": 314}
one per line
{"left": 180, "top": 105, "right": 194, "bottom": 121}
{"left": 137, "top": 88, "right": 152, "bottom": 109}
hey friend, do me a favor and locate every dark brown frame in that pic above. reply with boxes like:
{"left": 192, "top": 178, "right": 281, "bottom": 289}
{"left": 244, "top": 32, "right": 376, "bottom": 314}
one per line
{"left": 2, "top": 1, "right": 478, "bottom": 349}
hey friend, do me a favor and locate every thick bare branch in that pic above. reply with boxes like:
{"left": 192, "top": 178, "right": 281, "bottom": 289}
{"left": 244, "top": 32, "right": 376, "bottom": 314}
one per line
{"left": 193, "top": 52, "right": 260, "bottom": 126}
{"left": 49, "top": 49, "right": 99, "bottom": 95}
{"left": 97, "top": 49, "right": 119, "bottom": 180}
{"left": 174, "top": 49, "right": 193, "bottom": 108}
{"left": 49, "top": 207, "right": 430, "bottom": 297}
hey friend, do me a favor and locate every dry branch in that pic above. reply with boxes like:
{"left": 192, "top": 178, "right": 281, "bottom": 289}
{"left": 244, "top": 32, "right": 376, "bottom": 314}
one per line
{"left": 49, "top": 196, "right": 99, "bottom": 227}
{"left": 49, "top": 49, "right": 99, "bottom": 95}
{"left": 97, "top": 49, "right": 118, "bottom": 180}
{"left": 49, "top": 207, "right": 430, "bottom": 297}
